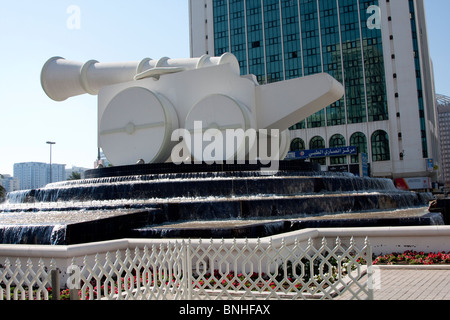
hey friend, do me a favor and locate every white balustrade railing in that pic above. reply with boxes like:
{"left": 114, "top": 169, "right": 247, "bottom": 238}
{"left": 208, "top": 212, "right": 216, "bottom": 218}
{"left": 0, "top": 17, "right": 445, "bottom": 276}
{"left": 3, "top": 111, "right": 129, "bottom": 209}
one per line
{"left": 0, "top": 258, "right": 54, "bottom": 300}
{"left": 0, "top": 237, "right": 373, "bottom": 300}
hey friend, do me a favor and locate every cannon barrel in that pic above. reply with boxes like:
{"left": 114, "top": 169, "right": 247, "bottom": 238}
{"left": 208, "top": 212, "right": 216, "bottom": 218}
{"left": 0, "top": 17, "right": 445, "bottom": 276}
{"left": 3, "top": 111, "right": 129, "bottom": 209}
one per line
{"left": 41, "top": 53, "right": 240, "bottom": 102}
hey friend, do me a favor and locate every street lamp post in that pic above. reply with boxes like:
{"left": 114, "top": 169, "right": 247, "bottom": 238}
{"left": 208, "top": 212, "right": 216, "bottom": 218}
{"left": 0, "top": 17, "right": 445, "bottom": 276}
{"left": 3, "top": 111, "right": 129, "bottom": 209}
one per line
{"left": 46, "top": 141, "right": 56, "bottom": 183}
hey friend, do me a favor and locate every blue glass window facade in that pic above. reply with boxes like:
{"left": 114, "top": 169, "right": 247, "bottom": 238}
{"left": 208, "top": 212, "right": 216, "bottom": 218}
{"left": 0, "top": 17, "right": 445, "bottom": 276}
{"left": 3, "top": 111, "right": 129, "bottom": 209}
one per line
{"left": 230, "top": 1, "right": 248, "bottom": 75}
{"left": 212, "top": 0, "right": 389, "bottom": 130}
{"left": 246, "top": 0, "right": 266, "bottom": 83}
{"left": 340, "top": 0, "right": 366, "bottom": 124}
{"left": 409, "top": 0, "right": 428, "bottom": 159}
{"left": 211, "top": 0, "right": 397, "bottom": 164}
{"left": 213, "top": 0, "right": 229, "bottom": 57}
{"left": 282, "top": 0, "right": 302, "bottom": 80}
{"left": 264, "top": 0, "right": 284, "bottom": 83}
{"left": 320, "top": 0, "right": 345, "bottom": 127}
{"left": 361, "top": 1, "right": 388, "bottom": 123}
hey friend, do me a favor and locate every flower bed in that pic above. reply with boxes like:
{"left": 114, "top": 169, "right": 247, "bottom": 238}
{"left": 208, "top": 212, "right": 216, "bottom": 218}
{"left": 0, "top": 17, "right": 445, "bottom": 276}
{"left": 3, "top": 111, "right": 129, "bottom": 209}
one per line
{"left": 373, "top": 251, "right": 450, "bottom": 265}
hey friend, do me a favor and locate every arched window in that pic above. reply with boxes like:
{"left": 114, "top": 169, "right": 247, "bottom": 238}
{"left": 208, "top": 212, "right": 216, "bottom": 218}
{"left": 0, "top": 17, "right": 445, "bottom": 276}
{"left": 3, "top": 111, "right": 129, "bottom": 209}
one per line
{"left": 309, "top": 136, "right": 326, "bottom": 165}
{"left": 350, "top": 132, "right": 367, "bottom": 163}
{"left": 290, "top": 138, "right": 305, "bottom": 152}
{"left": 310, "top": 136, "right": 325, "bottom": 149}
{"left": 371, "top": 130, "right": 391, "bottom": 162}
{"left": 329, "top": 134, "right": 347, "bottom": 165}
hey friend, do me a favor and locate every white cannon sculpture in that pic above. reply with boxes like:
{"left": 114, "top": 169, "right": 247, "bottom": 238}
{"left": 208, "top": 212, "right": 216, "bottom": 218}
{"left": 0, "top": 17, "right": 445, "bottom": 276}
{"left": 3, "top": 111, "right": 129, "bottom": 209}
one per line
{"left": 41, "top": 53, "right": 344, "bottom": 166}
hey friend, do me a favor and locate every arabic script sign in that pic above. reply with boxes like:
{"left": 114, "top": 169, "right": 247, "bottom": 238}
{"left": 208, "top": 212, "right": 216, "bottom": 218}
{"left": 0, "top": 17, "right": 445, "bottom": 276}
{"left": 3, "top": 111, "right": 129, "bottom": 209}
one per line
{"left": 286, "top": 146, "right": 358, "bottom": 160}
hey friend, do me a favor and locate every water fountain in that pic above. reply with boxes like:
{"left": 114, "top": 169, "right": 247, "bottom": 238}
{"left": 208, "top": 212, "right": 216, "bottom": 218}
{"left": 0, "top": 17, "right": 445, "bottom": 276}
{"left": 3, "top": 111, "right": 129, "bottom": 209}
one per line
{"left": 0, "top": 53, "right": 442, "bottom": 245}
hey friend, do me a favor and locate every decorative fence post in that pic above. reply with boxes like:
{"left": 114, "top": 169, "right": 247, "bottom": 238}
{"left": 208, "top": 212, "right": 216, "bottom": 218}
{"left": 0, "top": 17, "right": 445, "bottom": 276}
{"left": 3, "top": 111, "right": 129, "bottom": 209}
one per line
{"left": 51, "top": 268, "right": 60, "bottom": 301}
{"left": 182, "top": 240, "right": 193, "bottom": 300}
{"left": 366, "top": 238, "right": 375, "bottom": 300}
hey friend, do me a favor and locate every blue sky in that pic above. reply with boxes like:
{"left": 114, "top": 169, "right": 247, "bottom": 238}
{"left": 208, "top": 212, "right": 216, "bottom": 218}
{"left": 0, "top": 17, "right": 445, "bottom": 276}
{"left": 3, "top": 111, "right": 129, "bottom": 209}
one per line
{"left": 0, "top": 0, "right": 449, "bottom": 176}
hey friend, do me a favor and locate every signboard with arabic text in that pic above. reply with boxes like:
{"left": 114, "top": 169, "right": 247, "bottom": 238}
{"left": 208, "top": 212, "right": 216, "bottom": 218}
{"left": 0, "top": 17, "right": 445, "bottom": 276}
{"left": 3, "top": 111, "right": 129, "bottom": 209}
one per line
{"left": 286, "top": 146, "right": 358, "bottom": 160}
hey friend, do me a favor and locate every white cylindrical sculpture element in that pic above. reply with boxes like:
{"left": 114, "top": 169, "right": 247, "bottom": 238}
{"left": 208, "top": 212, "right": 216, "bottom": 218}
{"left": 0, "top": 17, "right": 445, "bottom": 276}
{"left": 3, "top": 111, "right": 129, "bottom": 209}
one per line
{"left": 99, "top": 87, "right": 179, "bottom": 165}
{"left": 134, "top": 53, "right": 240, "bottom": 80}
{"left": 41, "top": 57, "right": 139, "bottom": 101}
{"left": 41, "top": 54, "right": 241, "bottom": 101}
{"left": 184, "top": 94, "right": 254, "bottom": 162}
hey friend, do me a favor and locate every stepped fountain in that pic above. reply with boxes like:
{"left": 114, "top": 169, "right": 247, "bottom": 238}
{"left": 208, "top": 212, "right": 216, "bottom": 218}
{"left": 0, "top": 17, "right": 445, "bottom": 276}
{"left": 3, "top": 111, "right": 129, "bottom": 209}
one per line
{"left": 0, "top": 53, "right": 442, "bottom": 245}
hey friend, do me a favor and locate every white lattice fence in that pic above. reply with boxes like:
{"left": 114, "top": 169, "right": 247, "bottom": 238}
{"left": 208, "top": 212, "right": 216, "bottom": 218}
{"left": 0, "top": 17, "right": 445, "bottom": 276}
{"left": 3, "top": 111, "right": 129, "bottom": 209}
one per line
{"left": 186, "top": 237, "right": 373, "bottom": 300}
{"left": 77, "top": 242, "right": 187, "bottom": 300}
{"left": 0, "top": 258, "right": 55, "bottom": 300}
{"left": 0, "top": 237, "right": 373, "bottom": 300}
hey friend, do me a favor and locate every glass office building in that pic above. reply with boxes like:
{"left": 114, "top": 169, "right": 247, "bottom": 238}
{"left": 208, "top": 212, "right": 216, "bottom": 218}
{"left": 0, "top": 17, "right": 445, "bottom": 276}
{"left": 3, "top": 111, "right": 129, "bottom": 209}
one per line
{"left": 190, "top": 0, "right": 439, "bottom": 181}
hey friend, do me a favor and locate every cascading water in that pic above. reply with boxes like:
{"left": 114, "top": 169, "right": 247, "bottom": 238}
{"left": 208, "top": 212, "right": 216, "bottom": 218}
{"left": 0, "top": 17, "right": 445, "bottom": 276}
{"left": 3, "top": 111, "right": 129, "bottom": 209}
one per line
{"left": 0, "top": 161, "right": 439, "bottom": 245}
{"left": 5, "top": 171, "right": 400, "bottom": 204}
{"left": 0, "top": 225, "right": 66, "bottom": 245}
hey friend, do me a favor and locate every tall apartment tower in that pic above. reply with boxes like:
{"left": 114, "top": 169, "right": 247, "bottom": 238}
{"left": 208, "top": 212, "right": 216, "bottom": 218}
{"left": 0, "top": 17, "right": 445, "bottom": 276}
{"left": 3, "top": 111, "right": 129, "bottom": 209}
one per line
{"left": 189, "top": 0, "right": 439, "bottom": 181}
{"left": 13, "top": 162, "right": 66, "bottom": 190}
{"left": 437, "top": 94, "right": 450, "bottom": 188}
{"left": 0, "top": 175, "right": 20, "bottom": 193}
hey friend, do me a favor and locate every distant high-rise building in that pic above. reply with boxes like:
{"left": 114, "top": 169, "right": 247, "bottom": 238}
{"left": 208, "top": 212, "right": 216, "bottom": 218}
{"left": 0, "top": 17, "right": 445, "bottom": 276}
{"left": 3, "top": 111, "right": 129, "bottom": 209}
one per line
{"left": 0, "top": 174, "right": 20, "bottom": 193}
{"left": 437, "top": 94, "right": 450, "bottom": 188}
{"left": 189, "top": 0, "right": 439, "bottom": 181}
{"left": 13, "top": 162, "right": 66, "bottom": 190}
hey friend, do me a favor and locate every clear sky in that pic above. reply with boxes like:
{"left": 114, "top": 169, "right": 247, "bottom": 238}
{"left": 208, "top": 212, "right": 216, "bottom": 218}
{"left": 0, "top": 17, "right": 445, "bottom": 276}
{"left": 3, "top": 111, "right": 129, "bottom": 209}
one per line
{"left": 0, "top": 0, "right": 449, "bottom": 176}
